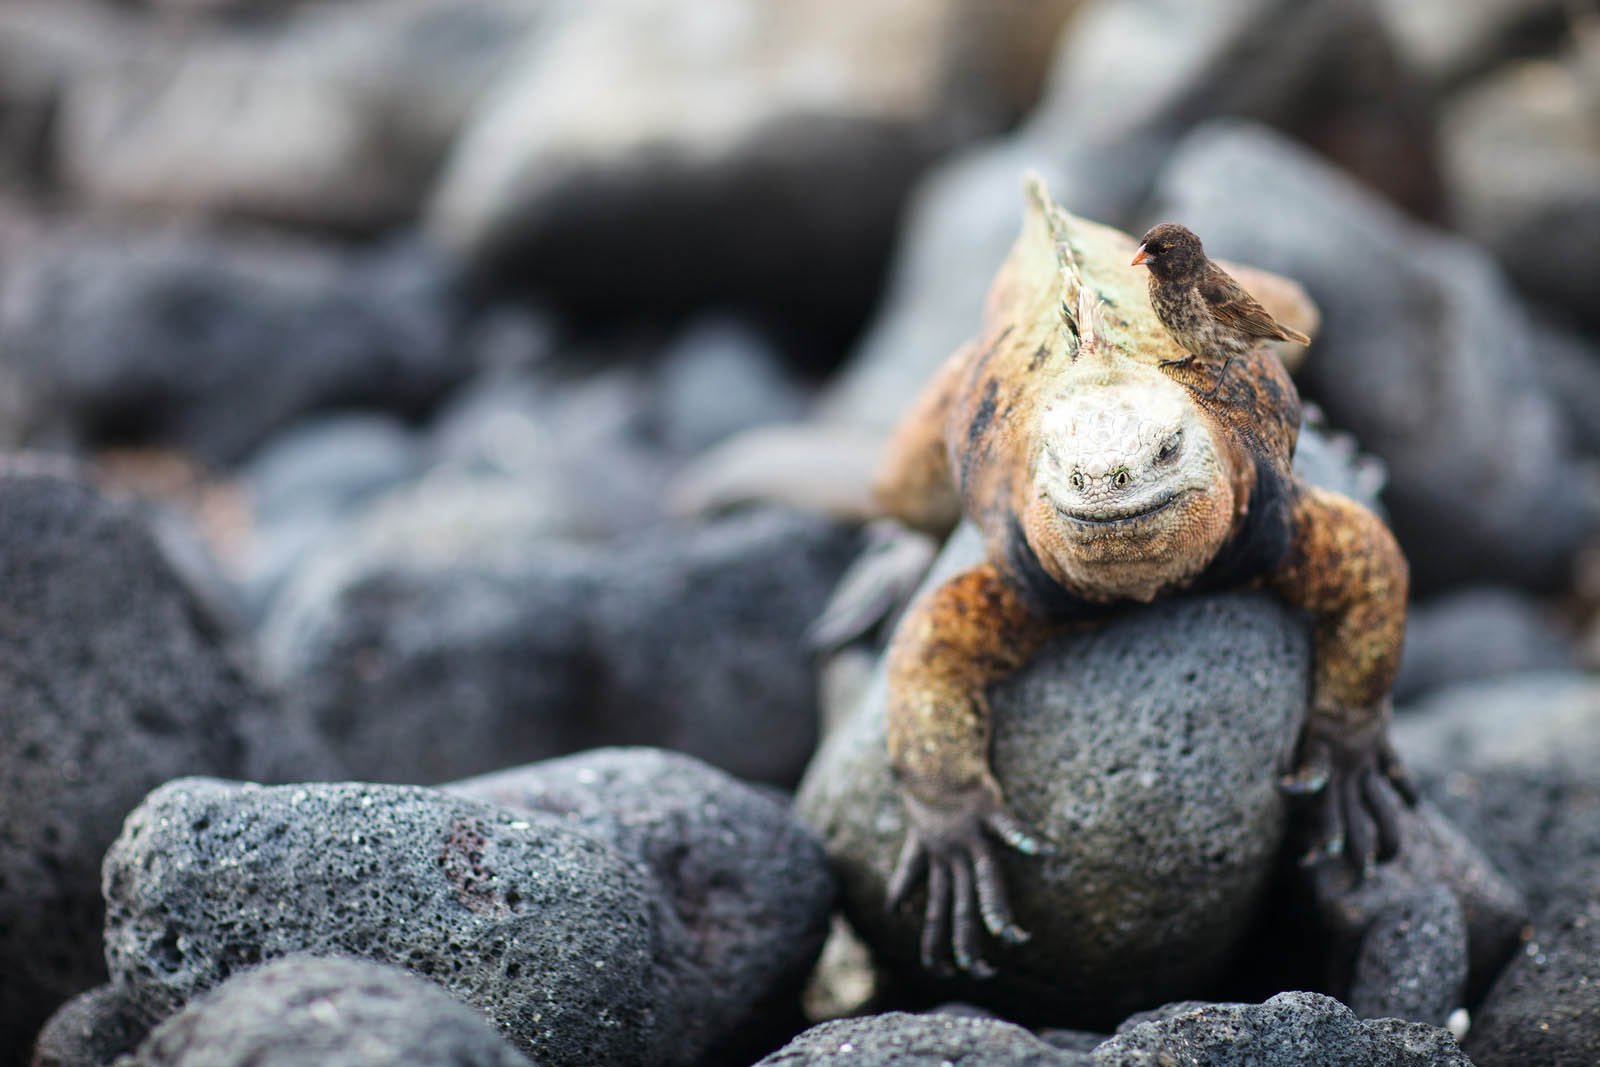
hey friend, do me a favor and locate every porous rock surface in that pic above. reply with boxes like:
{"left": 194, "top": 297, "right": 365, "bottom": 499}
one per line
{"left": 122, "top": 955, "right": 535, "bottom": 1067}
{"left": 754, "top": 993, "right": 1473, "bottom": 1066}
{"left": 448, "top": 747, "right": 837, "bottom": 1063}
{"left": 1298, "top": 795, "right": 1525, "bottom": 1018}
{"left": 1466, "top": 875, "right": 1600, "bottom": 1067}
{"left": 753, "top": 1011, "right": 1089, "bottom": 1067}
{"left": 1345, "top": 885, "right": 1468, "bottom": 1026}
{"left": 0, "top": 466, "right": 334, "bottom": 1065}
{"left": 1093, "top": 991, "right": 1473, "bottom": 1066}
{"left": 101, "top": 778, "right": 675, "bottom": 1067}
{"left": 797, "top": 525, "right": 1308, "bottom": 1026}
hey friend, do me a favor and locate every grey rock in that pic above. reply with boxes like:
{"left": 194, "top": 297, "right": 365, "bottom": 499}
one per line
{"left": 1409, "top": 769, "right": 1600, "bottom": 919}
{"left": 425, "top": 365, "right": 677, "bottom": 538}
{"left": 0, "top": 467, "right": 336, "bottom": 1066}
{"left": 0, "top": 2, "right": 135, "bottom": 193}
{"left": 31, "top": 982, "right": 148, "bottom": 1067}
{"left": 1394, "top": 671, "right": 1600, "bottom": 778}
{"left": 58, "top": 0, "right": 551, "bottom": 231}
{"left": 1532, "top": 320, "right": 1600, "bottom": 457}
{"left": 1299, "top": 798, "right": 1526, "bottom": 1013}
{"left": 1372, "top": 0, "right": 1571, "bottom": 84}
{"left": 1147, "top": 119, "right": 1600, "bottom": 591}
{"left": 1441, "top": 49, "right": 1600, "bottom": 329}
{"left": 102, "top": 777, "right": 680, "bottom": 1067}
{"left": 821, "top": 0, "right": 1437, "bottom": 430}
{"left": 652, "top": 316, "right": 808, "bottom": 455}
{"left": 123, "top": 956, "right": 534, "bottom": 1067}
{"left": 1037, "top": 1028, "right": 1110, "bottom": 1054}
{"left": 238, "top": 413, "right": 427, "bottom": 618}
{"left": 1289, "top": 414, "right": 1389, "bottom": 510}
{"left": 0, "top": 228, "right": 466, "bottom": 463}
{"left": 263, "top": 507, "right": 856, "bottom": 786}
{"left": 752, "top": 1011, "right": 1089, "bottom": 1066}
{"left": 258, "top": 499, "right": 594, "bottom": 784}
{"left": 1466, "top": 877, "right": 1600, "bottom": 1067}
{"left": 1394, "top": 588, "right": 1574, "bottom": 703}
{"left": 244, "top": 412, "right": 423, "bottom": 523}
{"left": 1346, "top": 886, "right": 1468, "bottom": 1027}
{"left": 1092, "top": 991, "right": 1473, "bottom": 1066}
{"left": 797, "top": 523, "right": 1307, "bottom": 1026}
{"left": 448, "top": 747, "right": 837, "bottom": 1063}
{"left": 580, "top": 510, "right": 857, "bottom": 785}
{"left": 427, "top": 0, "right": 1079, "bottom": 342}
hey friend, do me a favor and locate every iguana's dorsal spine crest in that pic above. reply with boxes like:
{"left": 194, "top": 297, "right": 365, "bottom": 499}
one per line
{"left": 1024, "top": 171, "right": 1110, "bottom": 368}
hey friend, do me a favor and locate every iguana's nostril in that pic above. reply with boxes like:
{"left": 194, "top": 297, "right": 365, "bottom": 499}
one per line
{"left": 1112, "top": 469, "right": 1130, "bottom": 489}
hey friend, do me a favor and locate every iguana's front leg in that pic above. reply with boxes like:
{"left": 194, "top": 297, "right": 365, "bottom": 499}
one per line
{"left": 885, "top": 561, "right": 1059, "bottom": 975}
{"left": 1270, "top": 484, "right": 1417, "bottom": 870}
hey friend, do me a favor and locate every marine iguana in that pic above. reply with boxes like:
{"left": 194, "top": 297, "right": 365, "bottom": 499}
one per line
{"left": 872, "top": 176, "right": 1414, "bottom": 975}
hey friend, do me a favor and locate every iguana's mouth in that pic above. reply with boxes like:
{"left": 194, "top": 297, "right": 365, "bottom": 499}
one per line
{"left": 1055, "top": 490, "right": 1185, "bottom": 528}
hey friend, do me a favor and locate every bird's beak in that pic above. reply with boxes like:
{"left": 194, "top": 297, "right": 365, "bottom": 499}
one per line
{"left": 1131, "top": 245, "right": 1149, "bottom": 267}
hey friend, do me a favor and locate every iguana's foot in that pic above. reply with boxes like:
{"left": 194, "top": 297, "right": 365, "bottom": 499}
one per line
{"left": 886, "top": 782, "right": 1050, "bottom": 977}
{"left": 1281, "top": 714, "right": 1417, "bottom": 874}
{"left": 806, "top": 519, "right": 937, "bottom": 651}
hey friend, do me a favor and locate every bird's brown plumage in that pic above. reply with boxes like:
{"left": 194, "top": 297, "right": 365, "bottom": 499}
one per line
{"left": 1134, "top": 223, "right": 1311, "bottom": 366}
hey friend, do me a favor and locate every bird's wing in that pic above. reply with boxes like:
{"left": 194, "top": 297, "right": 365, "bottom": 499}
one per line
{"left": 1199, "top": 266, "right": 1311, "bottom": 344}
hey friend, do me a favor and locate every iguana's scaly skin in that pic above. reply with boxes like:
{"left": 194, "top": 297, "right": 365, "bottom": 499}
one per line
{"left": 876, "top": 177, "right": 1412, "bottom": 974}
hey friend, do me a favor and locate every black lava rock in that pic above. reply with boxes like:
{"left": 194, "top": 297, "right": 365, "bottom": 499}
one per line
{"left": 1346, "top": 885, "right": 1469, "bottom": 1027}
{"left": 0, "top": 229, "right": 466, "bottom": 463}
{"left": 1394, "top": 587, "right": 1574, "bottom": 703}
{"left": 101, "top": 777, "right": 679, "bottom": 1066}
{"left": 0, "top": 466, "right": 335, "bottom": 1065}
{"left": 123, "top": 956, "right": 534, "bottom": 1067}
{"left": 1094, "top": 991, "right": 1472, "bottom": 1066}
{"left": 263, "top": 508, "right": 858, "bottom": 786}
{"left": 447, "top": 747, "right": 837, "bottom": 1064}
{"left": 753, "top": 1011, "right": 1089, "bottom": 1066}
{"left": 1467, "top": 875, "right": 1600, "bottom": 1067}
{"left": 31, "top": 982, "right": 148, "bottom": 1067}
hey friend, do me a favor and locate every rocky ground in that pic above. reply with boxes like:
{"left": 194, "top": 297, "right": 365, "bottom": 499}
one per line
{"left": 2, "top": 0, "right": 1598, "bottom": 1065}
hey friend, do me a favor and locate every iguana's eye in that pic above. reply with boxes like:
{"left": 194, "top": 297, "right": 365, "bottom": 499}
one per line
{"left": 1156, "top": 432, "right": 1182, "bottom": 463}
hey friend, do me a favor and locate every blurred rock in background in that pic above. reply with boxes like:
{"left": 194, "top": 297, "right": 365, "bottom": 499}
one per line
{"left": 428, "top": 0, "right": 1084, "bottom": 354}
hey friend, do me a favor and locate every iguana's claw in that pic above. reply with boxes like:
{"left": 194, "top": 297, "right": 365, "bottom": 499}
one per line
{"left": 887, "top": 785, "right": 1048, "bottom": 976}
{"left": 1282, "top": 719, "right": 1415, "bottom": 875}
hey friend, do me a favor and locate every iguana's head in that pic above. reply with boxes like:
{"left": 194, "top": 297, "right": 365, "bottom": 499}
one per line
{"left": 1010, "top": 179, "right": 1246, "bottom": 601}
{"left": 1023, "top": 371, "right": 1239, "bottom": 601}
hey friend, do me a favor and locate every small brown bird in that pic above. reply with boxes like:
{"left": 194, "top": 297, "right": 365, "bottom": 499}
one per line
{"left": 1131, "top": 223, "right": 1310, "bottom": 378}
